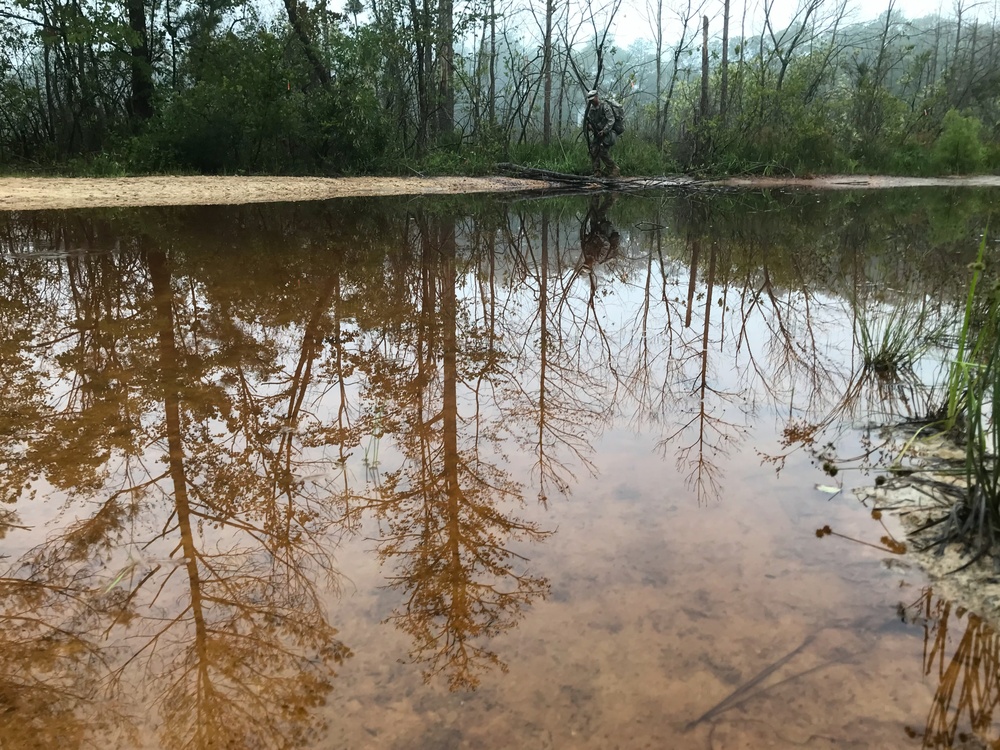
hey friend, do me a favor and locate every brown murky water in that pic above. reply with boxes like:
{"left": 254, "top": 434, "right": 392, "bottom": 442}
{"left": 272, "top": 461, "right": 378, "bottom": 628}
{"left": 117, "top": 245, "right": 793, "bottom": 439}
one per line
{"left": 1, "top": 189, "right": 999, "bottom": 749}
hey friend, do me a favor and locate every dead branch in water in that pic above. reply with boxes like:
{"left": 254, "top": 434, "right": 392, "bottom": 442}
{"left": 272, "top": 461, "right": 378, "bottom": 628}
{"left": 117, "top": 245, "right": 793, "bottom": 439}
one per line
{"left": 495, "top": 162, "right": 725, "bottom": 193}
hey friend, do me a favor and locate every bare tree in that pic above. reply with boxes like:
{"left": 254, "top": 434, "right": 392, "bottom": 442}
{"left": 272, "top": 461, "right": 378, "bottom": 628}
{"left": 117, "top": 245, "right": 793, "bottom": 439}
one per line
{"left": 645, "top": 0, "right": 707, "bottom": 147}
{"left": 543, "top": 0, "right": 557, "bottom": 142}
{"left": 700, "top": 14, "right": 710, "bottom": 120}
{"left": 762, "top": 0, "right": 831, "bottom": 90}
{"left": 720, "top": 0, "right": 730, "bottom": 120}
{"left": 561, "top": 0, "right": 624, "bottom": 96}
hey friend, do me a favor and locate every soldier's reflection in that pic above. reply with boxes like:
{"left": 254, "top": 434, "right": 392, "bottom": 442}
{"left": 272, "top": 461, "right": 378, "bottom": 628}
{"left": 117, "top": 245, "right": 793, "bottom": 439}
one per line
{"left": 581, "top": 194, "right": 621, "bottom": 272}
{"left": 579, "top": 194, "right": 620, "bottom": 305}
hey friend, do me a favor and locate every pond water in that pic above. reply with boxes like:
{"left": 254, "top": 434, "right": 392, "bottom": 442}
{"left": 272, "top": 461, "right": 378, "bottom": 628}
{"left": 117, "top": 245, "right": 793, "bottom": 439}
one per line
{"left": 1, "top": 187, "right": 999, "bottom": 749}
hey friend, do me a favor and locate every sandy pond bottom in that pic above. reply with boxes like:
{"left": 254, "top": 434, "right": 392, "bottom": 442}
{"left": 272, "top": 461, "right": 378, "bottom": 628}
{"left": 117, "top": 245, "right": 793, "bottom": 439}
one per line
{"left": 310, "top": 439, "right": 963, "bottom": 750}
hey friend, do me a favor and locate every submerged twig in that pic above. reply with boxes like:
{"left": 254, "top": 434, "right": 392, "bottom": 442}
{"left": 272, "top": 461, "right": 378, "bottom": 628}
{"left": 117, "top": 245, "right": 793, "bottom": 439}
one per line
{"left": 684, "top": 633, "right": 816, "bottom": 731}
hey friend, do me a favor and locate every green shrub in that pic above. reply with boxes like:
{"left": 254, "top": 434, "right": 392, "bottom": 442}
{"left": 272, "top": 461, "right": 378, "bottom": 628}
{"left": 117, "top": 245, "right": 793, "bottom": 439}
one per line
{"left": 933, "top": 109, "right": 985, "bottom": 174}
{"left": 887, "top": 137, "right": 935, "bottom": 176}
{"left": 984, "top": 142, "right": 1000, "bottom": 171}
{"left": 614, "top": 137, "right": 680, "bottom": 175}
{"left": 507, "top": 140, "right": 586, "bottom": 175}
{"left": 65, "top": 152, "right": 128, "bottom": 177}
{"left": 792, "top": 122, "right": 843, "bottom": 173}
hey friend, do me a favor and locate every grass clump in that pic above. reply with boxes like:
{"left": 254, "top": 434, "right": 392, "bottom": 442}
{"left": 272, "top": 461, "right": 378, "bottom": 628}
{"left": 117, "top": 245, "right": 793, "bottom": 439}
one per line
{"left": 857, "top": 298, "right": 950, "bottom": 376}
{"left": 918, "top": 231, "right": 1000, "bottom": 563}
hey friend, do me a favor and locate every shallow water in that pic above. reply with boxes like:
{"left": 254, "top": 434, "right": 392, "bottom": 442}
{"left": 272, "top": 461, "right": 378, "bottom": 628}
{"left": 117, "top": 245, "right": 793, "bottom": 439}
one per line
{"left": 1, "top": 188, "right": 999, "bottom": 749}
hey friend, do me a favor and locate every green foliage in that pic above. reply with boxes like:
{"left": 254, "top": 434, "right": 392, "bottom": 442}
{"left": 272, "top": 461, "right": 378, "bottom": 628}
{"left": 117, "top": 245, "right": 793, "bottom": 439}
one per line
{"left": 986, "top": 143, "right": 1000, "bottom": 172}
{"left": 942, "top": 236, "right": 995, "bottom": 426}
{"left": 2, "top": 0, "right": 1000, "bottom": 178}
{"left": 507, "top": 141, "right": 585, "bottom": 175}
{"left": 694, "top": 66, "right": 852, "bottom": 176}
{"left": 924, "top": 233, "right": 1000, "bottom": 557}
{"left": 613, "top": 137, "right": 679, "bottom": 175}
{"left": 405, "top": 147, "right": 484, "bottom": 176}
{"left": 125, "top": 23, "right": 392, "bottom": 175}
{"left": 64, "top": 153, "right": 129, "bottom": 178}
{"left": 886, "top": 137, "right": 936, "bottom": 176}
{"left": 496, "top": 136, "right": 677, "bottom": 178}
{"left": 847, "top": 92, "right": 909, "bottom": 171}
{"left": 933, "top": 109, "right": 985, "bottom": 175}
{"left": 129, "top": 30, "right": 297, "bottom": 173}
{"left": 792, "top": 120, "right": 843, "bottom": 172}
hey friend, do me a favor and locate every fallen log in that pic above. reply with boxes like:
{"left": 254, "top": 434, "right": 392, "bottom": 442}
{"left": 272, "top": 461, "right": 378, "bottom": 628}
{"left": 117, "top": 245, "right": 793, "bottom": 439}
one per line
{"left": 496, "top": 162, "right": 716, "bottom": 192}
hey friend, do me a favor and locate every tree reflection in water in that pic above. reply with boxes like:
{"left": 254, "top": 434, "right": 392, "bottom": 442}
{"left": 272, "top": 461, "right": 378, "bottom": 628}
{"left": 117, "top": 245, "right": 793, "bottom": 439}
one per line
{"left": 359, "top": 213, "right": 551, "bottom": 690}
{"left": 0, "top": 214, "right": 355, "bottom": 748}
{"left": 0, "top": 572, "right": 119, "bottom": 749}
{"left": 0, "top": 190, "right": 992, "bottom": 745}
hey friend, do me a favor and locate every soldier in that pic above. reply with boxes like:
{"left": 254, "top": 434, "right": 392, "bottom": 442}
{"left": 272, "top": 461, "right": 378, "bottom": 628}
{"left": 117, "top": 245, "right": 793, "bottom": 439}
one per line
{"left": 584, "top": 89, "right": 620, "bottom": 178}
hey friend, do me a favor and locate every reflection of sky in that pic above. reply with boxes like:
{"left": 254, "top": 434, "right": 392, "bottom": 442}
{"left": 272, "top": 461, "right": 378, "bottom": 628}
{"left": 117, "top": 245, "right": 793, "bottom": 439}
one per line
{"left": 433, "top": 248, "right": 954, "bottom": 507}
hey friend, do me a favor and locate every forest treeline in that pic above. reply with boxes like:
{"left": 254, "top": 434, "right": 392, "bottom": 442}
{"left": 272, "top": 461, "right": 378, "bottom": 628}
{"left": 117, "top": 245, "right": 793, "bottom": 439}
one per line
{"left": 0, "top": 0, "right": 997, "bottom": 177}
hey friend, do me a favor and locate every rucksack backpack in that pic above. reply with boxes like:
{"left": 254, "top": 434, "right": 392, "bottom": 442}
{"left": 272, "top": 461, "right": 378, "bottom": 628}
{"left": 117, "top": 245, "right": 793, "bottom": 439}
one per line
{"left": 609, "top": 100, "right": 625, "bottom": 135}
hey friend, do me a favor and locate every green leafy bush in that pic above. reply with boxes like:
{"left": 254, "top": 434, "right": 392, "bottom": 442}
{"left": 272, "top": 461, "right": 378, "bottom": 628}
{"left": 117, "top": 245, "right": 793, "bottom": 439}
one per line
{"left": 126, "top": 24, "right": 392, "bottom": 175}
{"left": 887, "top": 137, "right": 935, "bottom": 176}
{"left": 933, "top": 109, "right": 985, "bottom": 174}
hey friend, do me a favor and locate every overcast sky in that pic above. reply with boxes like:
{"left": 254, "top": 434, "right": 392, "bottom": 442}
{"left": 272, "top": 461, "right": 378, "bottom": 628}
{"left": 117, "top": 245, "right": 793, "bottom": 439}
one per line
{"left": 611, "top": 0, "right": 996, "bottom": 46}
{"left": 321, "top": 0, "right": 997, "bottom": 48}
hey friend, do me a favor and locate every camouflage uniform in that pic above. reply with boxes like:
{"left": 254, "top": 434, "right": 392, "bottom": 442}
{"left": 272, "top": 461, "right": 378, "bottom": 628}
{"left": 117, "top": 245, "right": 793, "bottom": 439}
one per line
{"left": 585, "top": 99, "right": 620, "bottom": 177}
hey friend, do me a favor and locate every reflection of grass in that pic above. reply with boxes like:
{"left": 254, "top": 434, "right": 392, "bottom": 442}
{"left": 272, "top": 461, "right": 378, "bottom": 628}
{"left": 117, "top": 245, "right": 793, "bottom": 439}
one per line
{"left": 903, "top": 588, "right": 1000, "bottom": 748}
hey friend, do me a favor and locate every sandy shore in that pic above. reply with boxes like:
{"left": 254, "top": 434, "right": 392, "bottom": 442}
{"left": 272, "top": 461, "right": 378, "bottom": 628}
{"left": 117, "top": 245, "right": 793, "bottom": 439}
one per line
{"left": 1, "top": 173, "right": 998, "bottom": 211}
{"left": 0, "top": 175, "right": 550, "bottom": 211}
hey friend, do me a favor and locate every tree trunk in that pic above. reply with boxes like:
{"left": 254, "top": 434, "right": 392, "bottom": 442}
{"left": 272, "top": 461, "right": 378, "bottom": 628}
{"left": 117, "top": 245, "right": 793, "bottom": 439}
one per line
{"left": 436, "top": 0, "right": 454, "bottom": 135}
{"left": 410, "top": 0, "right": 432, "bottom": 150}
{"left": 700, "top": 15, "right": 709, "bottom": 121}
{"left": 950, "top": 0, "right": 965, "bottom": 100}
{"left": 720, "top": 0, "right": 730, "bottom": 121}
{"left": 543, "top": 0, "right": 554, "bottom": 143}
{"left": 126, "top": 0, "right": 154, "bottom": 123}
{"left": 930, "top": 15, "right": 941, "bottom": 87}
{"left": 654, "top": 0, "right": 663, "bottom": 146}
{"left": 489, "top": 0, "right": 496, "bottom": 126}
{"left": 282, "top": 0, "right": 330, "bottom": 85}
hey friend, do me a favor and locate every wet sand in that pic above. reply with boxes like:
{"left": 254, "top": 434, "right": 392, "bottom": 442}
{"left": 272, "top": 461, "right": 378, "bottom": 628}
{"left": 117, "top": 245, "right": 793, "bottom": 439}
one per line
{"left": 2, "top": 173, "right": 999, "bottom": 211}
